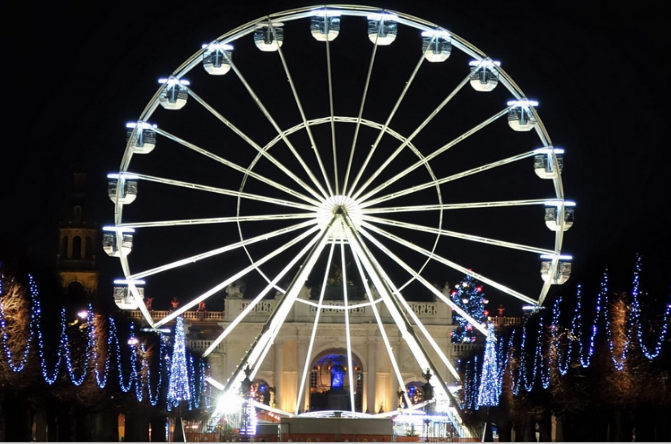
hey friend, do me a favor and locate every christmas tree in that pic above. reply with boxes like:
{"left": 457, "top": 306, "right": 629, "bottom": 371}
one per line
{"left": 167, "top": 316, "right": 191, "bottom": 406}
{"left": 450, "top": 273, "right": 488, "bottom": 343}
{"left": 477, "top": 324, "right": 500, "bottom": 407}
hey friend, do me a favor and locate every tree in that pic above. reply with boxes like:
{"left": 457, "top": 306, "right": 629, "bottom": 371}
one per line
{"left": 450, "top": 274, "right": 487, "bottom": 343}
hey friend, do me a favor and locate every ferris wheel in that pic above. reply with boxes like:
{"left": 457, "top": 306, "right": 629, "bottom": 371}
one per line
{"left": 105, "top": 4, "right": 573, "bottom": 418}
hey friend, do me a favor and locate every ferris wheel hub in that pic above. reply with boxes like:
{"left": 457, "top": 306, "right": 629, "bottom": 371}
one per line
{"left": 317, "top": 195, "right": 362, "bottom": 240}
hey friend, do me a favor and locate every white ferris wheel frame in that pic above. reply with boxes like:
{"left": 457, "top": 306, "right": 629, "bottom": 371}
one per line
{"left": 109, "top": 4, "right": 571, "bottom": 429}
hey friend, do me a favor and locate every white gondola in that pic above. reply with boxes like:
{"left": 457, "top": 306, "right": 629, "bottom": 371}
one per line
{"left": 421, "top": 30, "right": 451, "bottom": 62}
{"left": 533, "top": 147, "right": 564, "bottom": 179}
{"left": 113, "top": 279, "right": 145, "bottom": 310}
{"left": 310, "top": 10, "right": 341, "bottom": 42}
{"left": 102, "top": 227, "right": 134, "bottom": 257}
{"left": 126, "top": 122, "right": 157, "bottom": 154}
{"left": 202, "top": 42, "right": 233, "bottom": 75}
{"left": 540, "top": 255, "right": 572, "bottom": 285}
{"left": 367, "top": 13, "right": 398, "bottom": 45}
{"left": 254, "top": 23, "right": 284, "bottom": 52}
{"left": 158, "top": 77, "right": 190, "bottom": 110}
{"left": 469, "top": 60, "right": 500, "bottom": 92}
{"left": 507, "top": 99, "right": 538, "bottom": 131}
{"left": 107, "top": 174, "right": 138, "bottom": 205}
{"left": 544, "top": 201, "right": 575, "bottom": 231}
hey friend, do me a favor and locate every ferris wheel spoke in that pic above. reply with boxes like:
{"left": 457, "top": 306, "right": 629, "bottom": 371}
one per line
{"left": 325, "top": 22, "right": 339, "bottom": 194}
{"left": 153, "top": 127, "right": 321, "bottom": 207}
{"left": 346, "top": 33, "right": 436, "bottom": 197}
{"left": 341, "top": 20, "right": 384, "bottom": 197}
{"left": 339, "top": 240, "right": 357, "bottom": 412}
{"left": 359, "top": 221, "right": 538, "bottom": 306}
{"left": 343, "top": 217, "right": 454, "bottom": 408}
{"left": 129, "top": 219, "right": 317, "bottom": 280}
{"left": 295, "top": 242, "right": 336, "bottom": 415}
{"left": 350, "top": 70, "right": 475, "bottom": 201}
{"left": 217, "top": 53, "right": 330, "bottom": 200}
{"left": 129, "top": 172, "right": 318, "bottom": 212}
{"left": 349, "top": 239, "right": 415, "bottom": 408}
{"left": 202, "top": 229, "right": 327, "bottom": 358}
{"left": 188, "top": 89, "right": 325, "bottom": 202}
{"left": 357, "top": 225, "right": 490, "bottom": 336}
{"left": 363, "top": 215, "right": 557, "bottom": 256}
{"left": 116, "top": 213, "right": 314, "bottom": 229}
{"left": 224, "top": 219, "right": 337, "bottom": 394}
{"left": 349, "top": 228, "right": 461, "bottom": 383}
{"left": 359, "top": 149, "right": 537, "bottom": 209}
{"left": 268, "top": 21, "right": 334, "bottom": 197}
{"left": 361, "top": 199, "right": 563, "bottom": 215}
{"left": 154, "top": 223, "right": 323, "bottom": 328}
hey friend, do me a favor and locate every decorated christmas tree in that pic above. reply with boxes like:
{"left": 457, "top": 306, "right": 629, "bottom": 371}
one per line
{"left": 167, "top": 316, "right": 191, "bottom": 406}
{"left": 450, "top": 273, "right": 488, "bottom": 343}
{"left": 477, "top": 324, "right": 500, "bottom": 407}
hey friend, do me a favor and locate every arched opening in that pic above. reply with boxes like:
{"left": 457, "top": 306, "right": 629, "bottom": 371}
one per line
{"left": 73, "top": 205, "right": 82, "bottom": 218}
{"left": 308, "top": 349, "right": 364, "bottom": 412}
{"left": 72, "top": 236, "right": 82, "bottom": 259}
{"left": 85, "top": 236, "right": 93, "bottom": 259}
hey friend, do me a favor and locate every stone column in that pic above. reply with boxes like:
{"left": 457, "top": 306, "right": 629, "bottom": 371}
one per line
{"left": 366, "top": 337, "right": 377, "bottom": 414}
{"left": 297, "top": 335, "right": 309, "bottom": 413}
{"left": 274, "top": 339, "right": 284, "bottom": 409}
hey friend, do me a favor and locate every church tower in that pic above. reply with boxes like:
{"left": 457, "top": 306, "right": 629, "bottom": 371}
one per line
{"left": 56, "top": 172, "right": 99, "bottom": 297}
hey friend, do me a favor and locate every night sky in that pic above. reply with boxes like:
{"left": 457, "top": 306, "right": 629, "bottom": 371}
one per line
{"left": 5, "top": 0, "right": 669, "bottom": 317}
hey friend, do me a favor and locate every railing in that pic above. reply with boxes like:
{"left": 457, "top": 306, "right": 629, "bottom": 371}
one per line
{"left": 407, "top": 302, "right": 438, "bottom": 316}
{"left": 187, "top": 339, "right": 224, "bottom": 354}
{"left": 127, "top": 310, "right": 225, "bottom": 322}
{"left": 490, "top": 316, "right": 522, "bottom": 328}
{"left": 451, "top": 343, "right": 482, "bottom": 357}
{"left": 241, "top": 301, "right": 275, "bottom": 313}
{"left": 311, "top": 303, "right": 366, "bottom": 314}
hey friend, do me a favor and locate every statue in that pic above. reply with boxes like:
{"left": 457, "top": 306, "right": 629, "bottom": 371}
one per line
{"left": 330, "top": 359, "right": 345, "bottom": 389}
{"left": 225, "top": 281, "right": 244, "bottom": 299}
{"left": 145, "top": 297, "right": 154, "bottom": 311}
{"left": 170, "top": 297, "right": 179, "bottom": 311}
{"left": 197, "top": 301, "right": 207, "bottom": 312}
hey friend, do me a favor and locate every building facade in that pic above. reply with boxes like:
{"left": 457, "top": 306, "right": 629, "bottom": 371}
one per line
{"left": 129, "top": 284, "right": 491, "bottom": 415}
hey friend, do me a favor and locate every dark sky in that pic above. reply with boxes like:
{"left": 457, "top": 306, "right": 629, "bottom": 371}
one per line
{"left": 5, "top": 0, "right": 669, "bottom": 316}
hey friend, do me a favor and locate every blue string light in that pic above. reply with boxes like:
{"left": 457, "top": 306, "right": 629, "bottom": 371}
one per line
{"left": 167, "top": 316, "right": 191, "bottom": 406}
{"left": 630, "top": 254, "right": 671, "bottom": 360}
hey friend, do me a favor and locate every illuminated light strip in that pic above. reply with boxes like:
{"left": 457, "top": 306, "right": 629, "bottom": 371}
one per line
{"left": 344, "top": 228, "right": 460, "bottom": 381}
{"left": 267, "top": 20, "right": 334, "bottom": 197}
{"left": 222, "top": 220, "right": 335, "bottom": 395}
{"left": 359, "top": 150, "right": 537, "bottom": 209}
{"left": 202, "top": 228, "right": 325, "bottom": 357}
{"left": 360, "top": 221, "right": 537, "bottom": 314}
{"left": 152, "top": 126, "right": 321, "bottom": 207}
{"left": 340, "top": 239, "right": 357, "bottom": 412}
{"left": 295, "top": 242, "right": 335, "bottom": 414}
{"left": 351, "top": 71, "right": 483, "bottom": 202}
{"left": 117, "top": 213, "right": 315, "bottom": 229}
{"left": 361, "top": 198, "right": 562, "bottom": 214}
{"left": 349, "top": 238, "right": 413, "bottom": 408}
{"left": 155, "top": 225, "right": 321, "bottom": 328}
{"left": 130, "top": 219, "right": 317, "bottom": 280}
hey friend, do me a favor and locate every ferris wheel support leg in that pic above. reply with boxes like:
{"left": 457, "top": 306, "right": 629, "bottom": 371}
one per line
{"left": 342, "top": 215, "right": 461, "bottom": 413}
{"left": 339, "top": 239, "right": 358, "bottom": 412}
{"left": 294, "top": 242, "right": 336, "bottom": 415}
{"left": 349, "top": 237, "right": 413, "bottom": 409}
{"left": 202, "top": 229, "right": 326, "bottom": 358}
{"left": 357, "top": 225, "right": 490, "bottom": 336}
{"left": 222, "top": 218, "right": 336, "bottom": 398}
